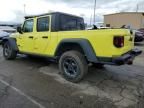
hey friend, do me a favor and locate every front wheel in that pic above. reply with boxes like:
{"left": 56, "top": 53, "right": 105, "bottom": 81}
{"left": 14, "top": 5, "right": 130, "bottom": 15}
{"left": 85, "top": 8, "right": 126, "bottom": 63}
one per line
{"left": 59, "top": 51, "right": 88, "bottom": 83}
{"left": 3, "top": 42, "right": 17, "bottom": 60}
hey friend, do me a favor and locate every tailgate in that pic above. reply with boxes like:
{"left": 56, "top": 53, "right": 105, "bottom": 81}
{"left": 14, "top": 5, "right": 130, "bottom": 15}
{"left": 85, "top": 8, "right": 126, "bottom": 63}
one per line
{"left": 112, "top": 29, "right": 134, "bottom": 56}
{"left": 123, "top": 30, "right": 134, "bottom": 53}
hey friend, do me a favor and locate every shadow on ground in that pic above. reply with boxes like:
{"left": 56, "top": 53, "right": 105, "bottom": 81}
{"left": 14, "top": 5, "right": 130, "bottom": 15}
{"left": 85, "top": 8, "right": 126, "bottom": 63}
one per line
{"left": 0, "top": 46, "right": 144, "bottom": 108}
{"left": 13, "top": 54, "right": 144, "bottom": 108}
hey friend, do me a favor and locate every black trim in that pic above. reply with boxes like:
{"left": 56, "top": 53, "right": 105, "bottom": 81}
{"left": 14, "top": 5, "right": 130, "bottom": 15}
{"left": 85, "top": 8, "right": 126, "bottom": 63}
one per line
{"left": 97, "top": 49, "right": 142, "bottom": 65}
{"left": 19, "top": 51, "right": 58, "bottom": 62}
{"left": 55, "top": 38, "right": 98, "bottom": 62}
{"left": 97, "top": 57, "right": 112, "bottom": 63}
{"left": 25, "top": 12, "right": 83, "bottom": 19}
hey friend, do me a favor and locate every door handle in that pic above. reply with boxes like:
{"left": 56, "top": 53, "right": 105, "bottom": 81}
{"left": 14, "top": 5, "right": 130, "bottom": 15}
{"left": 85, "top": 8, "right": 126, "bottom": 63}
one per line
{"left": 42, "top": 36, "right": 48, "bottom": 39}
{"left": 29, "top": 36, "right": 33, "bottom": 39}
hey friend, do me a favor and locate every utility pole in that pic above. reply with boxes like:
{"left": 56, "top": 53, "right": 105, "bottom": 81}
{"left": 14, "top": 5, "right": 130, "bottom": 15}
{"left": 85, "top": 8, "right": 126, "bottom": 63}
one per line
{"left": 93, "top": 0, "right": 97, "bottom": 24}
{"left": 24, "top": 4, "right": 26, "bottom": 16}
{"left": 136, "top": 4, "right": 139, "bottom": 12}
{"left": 90, "top": 14, "right": 92, "bottom": 26}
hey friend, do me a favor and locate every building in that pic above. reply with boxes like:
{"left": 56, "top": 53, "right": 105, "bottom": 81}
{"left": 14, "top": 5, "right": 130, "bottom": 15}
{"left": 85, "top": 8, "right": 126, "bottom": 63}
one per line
{"left": 104, "top": 12, "right": 144, "bottom": 29}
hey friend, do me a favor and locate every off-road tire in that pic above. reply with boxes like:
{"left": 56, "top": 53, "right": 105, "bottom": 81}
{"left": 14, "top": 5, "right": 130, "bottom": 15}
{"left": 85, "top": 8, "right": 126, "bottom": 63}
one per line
{"left": 59, "top": 51, "right": 88, "bottom": 83}
{"left": 3, "top": 42, "right": 17, "bottom": 60}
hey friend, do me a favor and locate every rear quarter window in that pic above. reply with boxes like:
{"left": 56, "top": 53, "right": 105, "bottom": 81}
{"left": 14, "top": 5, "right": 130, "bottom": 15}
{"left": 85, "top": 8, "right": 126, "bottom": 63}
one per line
{"left": 60, "top": 15, "right": 85, "bottom": 31}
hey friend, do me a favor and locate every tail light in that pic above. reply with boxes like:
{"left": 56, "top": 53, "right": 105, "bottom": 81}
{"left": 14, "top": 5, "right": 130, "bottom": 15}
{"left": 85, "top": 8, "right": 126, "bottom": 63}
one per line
{"left": 113, "top": 36, "right": 124, "bottom": 48}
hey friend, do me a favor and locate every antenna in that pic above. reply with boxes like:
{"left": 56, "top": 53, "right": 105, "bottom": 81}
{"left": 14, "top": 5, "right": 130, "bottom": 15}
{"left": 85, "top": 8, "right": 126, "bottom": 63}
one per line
{"left": 93, "top": 0, "right": 97, "bottom": 24}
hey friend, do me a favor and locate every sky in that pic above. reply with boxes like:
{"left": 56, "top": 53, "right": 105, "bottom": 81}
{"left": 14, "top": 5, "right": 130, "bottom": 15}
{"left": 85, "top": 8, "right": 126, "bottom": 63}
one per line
{"left": 0, "top": 0, "right": 144, "bottom": 24}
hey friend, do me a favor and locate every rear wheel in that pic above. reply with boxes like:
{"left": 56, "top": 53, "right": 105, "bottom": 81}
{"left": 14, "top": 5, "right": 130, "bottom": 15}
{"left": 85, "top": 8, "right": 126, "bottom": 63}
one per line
{"left": 59, "top": 51, "right": 88, "bottom": 83}
{"left": 3, "top": 42, "right": 17, "bottom": 60}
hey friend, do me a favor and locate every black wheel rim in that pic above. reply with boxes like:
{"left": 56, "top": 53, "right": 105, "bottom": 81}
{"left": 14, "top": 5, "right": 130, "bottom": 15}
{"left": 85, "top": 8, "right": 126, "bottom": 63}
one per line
{"left": 4, "top": 44, "right": 11, "bottom": 57}
{"left": 63, "top": 57, "right": 79, "bottom": 78}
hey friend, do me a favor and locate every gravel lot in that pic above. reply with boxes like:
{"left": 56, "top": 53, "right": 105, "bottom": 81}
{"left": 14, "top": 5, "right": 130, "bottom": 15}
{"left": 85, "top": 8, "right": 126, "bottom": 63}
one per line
{"left": 0, "top": 43, "right": 144, "bottom": 108}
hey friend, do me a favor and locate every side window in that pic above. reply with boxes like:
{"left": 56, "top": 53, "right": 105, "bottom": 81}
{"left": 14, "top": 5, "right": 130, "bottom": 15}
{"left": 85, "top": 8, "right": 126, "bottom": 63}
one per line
{"left": 60, "top": 15, "right": 77, "bottom": 31}
{"left": 37, "top": 17, "right": 49, "bottom": 32}
{"left": 60, "top": 15, "right": 85, "bottom": 31}
{"left": 23, "top": 19, "right": 34, "bottom": 33}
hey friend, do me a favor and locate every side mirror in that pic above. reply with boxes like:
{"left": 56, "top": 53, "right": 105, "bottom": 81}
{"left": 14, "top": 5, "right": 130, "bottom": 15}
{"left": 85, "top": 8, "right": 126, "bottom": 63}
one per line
{"left": 17, "top": 27, "right": 23, "bottom": 34}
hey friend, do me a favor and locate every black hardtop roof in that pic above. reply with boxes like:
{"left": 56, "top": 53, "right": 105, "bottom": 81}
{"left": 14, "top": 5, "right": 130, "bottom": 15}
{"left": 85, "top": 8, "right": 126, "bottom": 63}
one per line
{"left": 25, "top": 12, "right": 83, "bottom": 19}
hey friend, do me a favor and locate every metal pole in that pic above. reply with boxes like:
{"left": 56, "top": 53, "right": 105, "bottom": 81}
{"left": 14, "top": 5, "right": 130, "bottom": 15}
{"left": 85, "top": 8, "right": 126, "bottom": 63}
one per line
{"left": 90, "top": 14, "right": 92, "bottom": 26}
{"left": 136, "top": 4, "right": 139, "bottom": 12}
{"left": 24, "top": 4, "right": 26, "bottom": 16}
{"left": 93, "top": 0, "right": 97, "bottom": 24}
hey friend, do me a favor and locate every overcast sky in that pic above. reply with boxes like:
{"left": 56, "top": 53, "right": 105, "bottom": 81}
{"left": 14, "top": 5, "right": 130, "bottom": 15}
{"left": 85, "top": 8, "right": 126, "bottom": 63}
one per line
{"left": 0, "top": 0, "right": 144, "bottom": 24}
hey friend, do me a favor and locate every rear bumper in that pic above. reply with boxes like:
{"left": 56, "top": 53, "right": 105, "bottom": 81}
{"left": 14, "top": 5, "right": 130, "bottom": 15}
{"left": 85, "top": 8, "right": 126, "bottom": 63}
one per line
{"left": 112, "top": 49, "right": 142, "bottom": 65}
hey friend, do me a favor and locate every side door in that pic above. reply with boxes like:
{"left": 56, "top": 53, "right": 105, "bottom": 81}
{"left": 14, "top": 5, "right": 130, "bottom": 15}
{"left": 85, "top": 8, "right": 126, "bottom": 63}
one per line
{"left": 34, "top": 16, "right": 51, "bottom": 54}
{"left": 17, "top": 19, "right": 35, "bottom": 53}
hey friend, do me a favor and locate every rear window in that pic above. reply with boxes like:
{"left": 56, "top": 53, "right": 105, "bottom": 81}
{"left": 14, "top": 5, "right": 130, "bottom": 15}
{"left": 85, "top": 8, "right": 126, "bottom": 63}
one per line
{"left": 60, "top": 15, "right": 85, "bottom": 31}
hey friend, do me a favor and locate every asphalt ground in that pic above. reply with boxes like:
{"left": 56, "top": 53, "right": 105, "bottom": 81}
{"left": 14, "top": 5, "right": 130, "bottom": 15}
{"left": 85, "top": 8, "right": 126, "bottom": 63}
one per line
{"left": 0, "top": 43, "right": 144, "bottom": 108}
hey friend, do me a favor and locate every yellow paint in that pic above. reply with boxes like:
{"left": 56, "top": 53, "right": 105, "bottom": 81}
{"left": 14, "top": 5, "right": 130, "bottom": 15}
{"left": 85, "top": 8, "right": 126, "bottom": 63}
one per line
{"left": 11, "top": 15, "right": 134, "bottom": 58}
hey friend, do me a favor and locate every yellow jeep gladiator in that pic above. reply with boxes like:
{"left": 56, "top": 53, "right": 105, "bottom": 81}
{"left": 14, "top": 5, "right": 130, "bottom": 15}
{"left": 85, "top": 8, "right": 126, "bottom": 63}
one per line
{"left": 1, "top": 12, "right": 142, "bottom": 82}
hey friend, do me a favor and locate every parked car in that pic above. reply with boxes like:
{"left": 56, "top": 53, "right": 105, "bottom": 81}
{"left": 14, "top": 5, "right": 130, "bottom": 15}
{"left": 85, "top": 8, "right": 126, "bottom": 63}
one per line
{"left": 0, "top": 26, "right": 16, "bottom": 34}
{"left": 138, "top": 28, "right": 144, "bottom": 34}
{"left": 0, "top": 30, "right": 10, "bottom": 44}
{"left": 134, "top": 30, "right": 144, "bottom": 42}
{"left": 1, "top": 12, "right": 142, "bottom": 82}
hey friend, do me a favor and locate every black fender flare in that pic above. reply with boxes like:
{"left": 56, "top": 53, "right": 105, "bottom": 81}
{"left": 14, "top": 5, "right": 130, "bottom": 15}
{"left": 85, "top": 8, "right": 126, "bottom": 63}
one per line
{"left": 2, "top": 37, "right": 19, "bottom": 51}
{"left": 55, "top": 38, "right": 98, "bottom": 62}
